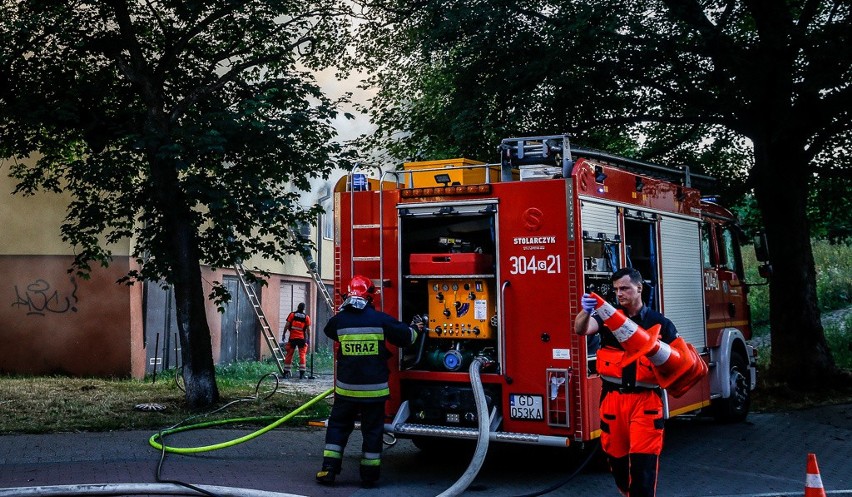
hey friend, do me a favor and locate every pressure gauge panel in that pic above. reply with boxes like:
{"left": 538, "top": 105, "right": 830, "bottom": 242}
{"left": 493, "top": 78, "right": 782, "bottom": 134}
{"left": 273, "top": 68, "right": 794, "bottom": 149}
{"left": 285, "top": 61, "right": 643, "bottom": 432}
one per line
{"left": 426, "top": 278, "right": 495, "bottom": 339}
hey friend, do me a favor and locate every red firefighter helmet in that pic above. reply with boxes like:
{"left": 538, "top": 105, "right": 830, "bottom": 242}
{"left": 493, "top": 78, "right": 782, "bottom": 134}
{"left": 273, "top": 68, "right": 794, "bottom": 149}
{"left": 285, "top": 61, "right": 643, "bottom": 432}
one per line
{"left": 347, "top": 275, "right": 375, "bottom": 297}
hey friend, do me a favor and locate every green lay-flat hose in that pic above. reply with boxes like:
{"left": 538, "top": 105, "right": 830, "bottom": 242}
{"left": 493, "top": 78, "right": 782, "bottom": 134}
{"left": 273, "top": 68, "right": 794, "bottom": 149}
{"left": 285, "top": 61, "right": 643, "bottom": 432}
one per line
{"left": 149, "top": 387, "right": 334, "bottom": 454}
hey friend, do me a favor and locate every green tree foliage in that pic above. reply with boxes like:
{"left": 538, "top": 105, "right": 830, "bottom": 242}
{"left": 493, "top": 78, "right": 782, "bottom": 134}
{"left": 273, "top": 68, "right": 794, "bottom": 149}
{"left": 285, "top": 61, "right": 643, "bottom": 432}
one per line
{"left": 0, "top": 0, "right": 353, "bottom": 407}
{"left": 354, "top": 0, "right": 852, "bottom": 386}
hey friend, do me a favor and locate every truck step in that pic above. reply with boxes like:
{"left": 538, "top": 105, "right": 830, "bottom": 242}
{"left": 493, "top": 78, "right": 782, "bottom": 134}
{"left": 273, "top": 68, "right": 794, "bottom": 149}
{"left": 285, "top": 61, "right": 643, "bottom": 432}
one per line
{"left": 388, "top": 422, "right": 572, "bottom": 448}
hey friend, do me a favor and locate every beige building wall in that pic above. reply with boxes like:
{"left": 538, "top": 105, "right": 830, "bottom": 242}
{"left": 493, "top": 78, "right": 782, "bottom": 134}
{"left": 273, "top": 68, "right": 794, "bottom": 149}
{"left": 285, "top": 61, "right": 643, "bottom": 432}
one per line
{"left": 1, "top": 158, "right": 135, "bottom": 376}
{"left": 1, "top": 158, "right": 336, "bottom": 378}
{"left": 1, "top": 157, "right": 132, "bottom": 257}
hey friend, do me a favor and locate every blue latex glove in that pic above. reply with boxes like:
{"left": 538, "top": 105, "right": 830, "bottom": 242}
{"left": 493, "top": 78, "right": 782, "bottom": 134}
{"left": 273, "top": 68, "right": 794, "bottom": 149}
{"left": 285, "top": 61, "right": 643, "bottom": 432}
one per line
{"left": 581, "top": 294, "right": 598, "bottom": 314}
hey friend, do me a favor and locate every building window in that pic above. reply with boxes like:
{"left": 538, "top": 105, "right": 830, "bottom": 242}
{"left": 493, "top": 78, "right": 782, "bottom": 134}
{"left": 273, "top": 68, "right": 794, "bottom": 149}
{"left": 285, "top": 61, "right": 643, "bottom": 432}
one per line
{"left": 321, "top": 196, "right": 333, "bottom": 240}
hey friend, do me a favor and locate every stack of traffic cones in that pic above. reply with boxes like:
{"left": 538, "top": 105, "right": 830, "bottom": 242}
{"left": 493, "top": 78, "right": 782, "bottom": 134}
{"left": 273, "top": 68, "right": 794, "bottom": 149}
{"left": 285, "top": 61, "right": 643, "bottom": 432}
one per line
{"left": 805, "top": 453, "right": 826, "bottom": 497}
{"left": 587, "top": 292, "right": 706, "bottom": 397}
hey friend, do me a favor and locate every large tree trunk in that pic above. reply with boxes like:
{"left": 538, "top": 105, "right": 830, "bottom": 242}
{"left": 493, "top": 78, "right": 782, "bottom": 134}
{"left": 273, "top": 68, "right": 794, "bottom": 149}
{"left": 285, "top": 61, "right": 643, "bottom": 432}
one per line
{"left": 751, "top": 138, "right": 836, "bottom": 388}
{"left": 149, "top": 152, "right": 220, "bottom": 409}
{"left": 171, "top": 216, "right": 220, "bottom": 409}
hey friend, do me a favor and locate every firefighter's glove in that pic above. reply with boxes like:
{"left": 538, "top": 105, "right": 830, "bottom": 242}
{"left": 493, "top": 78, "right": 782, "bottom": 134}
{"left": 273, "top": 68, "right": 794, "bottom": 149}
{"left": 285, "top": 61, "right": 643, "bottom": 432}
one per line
{"left": 410, "top": 314, "right": 424, "bottom": 331}
{"left": 581, "top": 294, "right": 597, "bottom": 314}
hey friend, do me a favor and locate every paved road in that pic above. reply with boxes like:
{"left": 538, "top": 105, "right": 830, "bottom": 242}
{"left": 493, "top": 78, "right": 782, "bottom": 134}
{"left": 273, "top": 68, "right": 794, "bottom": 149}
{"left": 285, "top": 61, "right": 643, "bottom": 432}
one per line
{"left": 1, "top": 403, "right": 850, "bottom": 496}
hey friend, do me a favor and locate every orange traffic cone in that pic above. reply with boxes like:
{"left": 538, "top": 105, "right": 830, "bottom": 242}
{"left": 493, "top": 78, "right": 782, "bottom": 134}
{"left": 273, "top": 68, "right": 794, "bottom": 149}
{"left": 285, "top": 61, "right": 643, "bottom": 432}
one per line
{"left": 589, "top": 292, "right": 660, "bottom": 365}
{"left": 662, "top": 337, "right": 709, "bottom": 398}
{"left": 805, "top": 453, "right": 827, "bottom": 497}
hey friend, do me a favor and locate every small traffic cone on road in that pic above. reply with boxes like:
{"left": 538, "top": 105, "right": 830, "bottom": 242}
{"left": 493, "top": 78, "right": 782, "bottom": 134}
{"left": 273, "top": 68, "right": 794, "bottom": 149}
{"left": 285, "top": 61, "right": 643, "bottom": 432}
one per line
{"left": 805, "top": 453, "right": 827, "bottom": 497}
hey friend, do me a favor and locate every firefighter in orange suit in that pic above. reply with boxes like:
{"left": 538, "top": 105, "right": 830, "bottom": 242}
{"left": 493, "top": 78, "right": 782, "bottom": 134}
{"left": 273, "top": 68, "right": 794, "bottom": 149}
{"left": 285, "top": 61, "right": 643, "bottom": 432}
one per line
{"left": 574, "top": 268, "right": 678, "bottom": 497}
{"left": 282, "top": 302, "right": 311, "bottom": 379}
{"left": 316, "top": 275, "right": 422, "bottom": 487}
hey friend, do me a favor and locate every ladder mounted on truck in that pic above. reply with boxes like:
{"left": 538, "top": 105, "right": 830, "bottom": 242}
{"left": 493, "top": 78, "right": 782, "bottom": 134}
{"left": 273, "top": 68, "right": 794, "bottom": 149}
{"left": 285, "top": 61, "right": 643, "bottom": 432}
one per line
{"left": 234, "top": 263, "right": 287, "bottom": 375}
{"left": 344, "top": 163, "right": 391, "bottom": 311}
{"left": 499, "top": 134, "right": 716, "bottom": 189}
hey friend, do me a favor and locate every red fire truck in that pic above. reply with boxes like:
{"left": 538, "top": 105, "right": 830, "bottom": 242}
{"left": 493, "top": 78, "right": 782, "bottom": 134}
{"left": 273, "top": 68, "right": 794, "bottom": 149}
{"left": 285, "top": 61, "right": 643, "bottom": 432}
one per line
{"left": 332, "top": 134, "right": 763, "bottom": 449}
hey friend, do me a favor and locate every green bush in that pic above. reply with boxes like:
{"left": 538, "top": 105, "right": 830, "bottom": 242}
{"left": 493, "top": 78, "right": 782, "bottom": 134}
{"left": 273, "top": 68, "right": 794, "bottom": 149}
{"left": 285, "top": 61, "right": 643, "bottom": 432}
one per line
{"left": 757, "top": 318, "right": 852, "bottom": 372}
{"left": 812, "top": 239, "right": 852, "bottom": 310}
{"left": 311, "top": 346, "right": 335, "bottom": 372}
{"left": 743, "top": 239, "right": 852, "bottom": 324}
{"left": 825, "top": 314, "right": 852, "bottom": 370}
{"left": 744, "top": 239, "right": 852, "bottom": 370}
{"left": 742, "top": 247, "right": 769, "bottom": 325}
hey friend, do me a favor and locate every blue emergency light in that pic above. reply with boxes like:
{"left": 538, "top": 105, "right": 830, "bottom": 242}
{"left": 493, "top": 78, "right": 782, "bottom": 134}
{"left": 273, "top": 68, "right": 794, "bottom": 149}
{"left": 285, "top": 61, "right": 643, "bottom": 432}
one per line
{"left": 352, "top": 173, "right": 368, "bottom": 191}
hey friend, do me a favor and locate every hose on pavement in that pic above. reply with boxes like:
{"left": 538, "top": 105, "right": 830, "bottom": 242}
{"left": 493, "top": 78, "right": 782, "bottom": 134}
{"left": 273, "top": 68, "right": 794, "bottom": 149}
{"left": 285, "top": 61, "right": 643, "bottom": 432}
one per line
{"left": 436, "top": 357, "right": 491, "bottom": 497}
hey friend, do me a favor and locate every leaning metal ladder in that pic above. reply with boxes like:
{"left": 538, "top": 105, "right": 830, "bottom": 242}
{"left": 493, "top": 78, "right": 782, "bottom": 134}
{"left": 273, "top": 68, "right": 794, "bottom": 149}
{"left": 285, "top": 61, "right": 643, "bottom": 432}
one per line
{"left": 288, "top": 228, "right": 336, "bottom": 313}
{"left": 234, "top": 263, "right": 287, "bottom": 375}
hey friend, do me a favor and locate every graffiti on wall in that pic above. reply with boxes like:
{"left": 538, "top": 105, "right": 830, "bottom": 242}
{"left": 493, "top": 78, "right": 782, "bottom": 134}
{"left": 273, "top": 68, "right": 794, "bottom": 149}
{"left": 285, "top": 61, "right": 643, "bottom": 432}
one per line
{"left": 12, "top": 277, "right": 79, "bottom": 316}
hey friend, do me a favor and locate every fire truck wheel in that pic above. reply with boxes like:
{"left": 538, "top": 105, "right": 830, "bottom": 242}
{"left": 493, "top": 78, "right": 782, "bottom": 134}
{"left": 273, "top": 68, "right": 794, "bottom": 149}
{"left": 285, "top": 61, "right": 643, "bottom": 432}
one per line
{"left": 712, "top": 350, "right": 751, "bottom": 423}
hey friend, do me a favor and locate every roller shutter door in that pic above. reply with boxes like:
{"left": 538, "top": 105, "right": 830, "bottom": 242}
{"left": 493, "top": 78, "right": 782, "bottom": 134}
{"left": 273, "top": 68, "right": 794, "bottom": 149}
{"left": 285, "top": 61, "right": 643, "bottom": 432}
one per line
{"left": 659, "top": 216, "right": 706, "bottom": 347}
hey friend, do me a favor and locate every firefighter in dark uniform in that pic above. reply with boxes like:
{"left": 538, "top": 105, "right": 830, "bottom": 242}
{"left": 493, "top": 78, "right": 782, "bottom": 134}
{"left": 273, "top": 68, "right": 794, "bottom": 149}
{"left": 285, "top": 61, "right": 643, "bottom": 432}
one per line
{"left": 316, "top": 275, "right": 422, "bottom": 487}
{"left": 281, "top": 302, "right": 311, "bottom": 379}
{"left": 575, "top": 267, "right": 678, "bottom": 497}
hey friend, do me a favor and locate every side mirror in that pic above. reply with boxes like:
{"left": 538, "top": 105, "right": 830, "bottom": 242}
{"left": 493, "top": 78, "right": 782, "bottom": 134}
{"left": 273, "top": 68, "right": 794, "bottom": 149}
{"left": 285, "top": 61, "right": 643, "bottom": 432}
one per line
{"left": 753, "top": 231, "right": 769, "bottom": 263}
{"left": 745, "top": 231, "right": 772, "bottom": 285}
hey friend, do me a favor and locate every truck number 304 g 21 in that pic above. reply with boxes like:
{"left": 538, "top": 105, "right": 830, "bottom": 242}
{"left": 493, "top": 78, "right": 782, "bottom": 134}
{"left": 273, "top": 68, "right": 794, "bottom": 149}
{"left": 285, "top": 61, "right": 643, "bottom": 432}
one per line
{"left": 508, "top": 254, "right": 562, "bottom": 275}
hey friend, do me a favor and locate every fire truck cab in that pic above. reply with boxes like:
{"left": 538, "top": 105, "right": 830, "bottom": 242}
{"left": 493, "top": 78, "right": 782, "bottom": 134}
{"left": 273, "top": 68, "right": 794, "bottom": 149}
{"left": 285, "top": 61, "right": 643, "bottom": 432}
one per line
{"left": 332, "top": 135, "right": 759, "bottom": 449}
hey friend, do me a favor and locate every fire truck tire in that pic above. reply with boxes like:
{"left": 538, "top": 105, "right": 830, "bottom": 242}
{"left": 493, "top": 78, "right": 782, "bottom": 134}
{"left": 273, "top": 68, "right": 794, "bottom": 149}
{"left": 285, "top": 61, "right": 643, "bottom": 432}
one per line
{"left": 712, "top": 350, "right": 751, "bottom": 423}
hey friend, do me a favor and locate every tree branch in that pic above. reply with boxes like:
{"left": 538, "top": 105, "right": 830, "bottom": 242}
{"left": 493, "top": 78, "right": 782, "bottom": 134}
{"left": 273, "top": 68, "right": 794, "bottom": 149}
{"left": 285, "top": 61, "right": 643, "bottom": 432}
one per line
{"left": 805, "top": 116, "right": 852, "bottom": 162}
{"left": 662, "top": 0, "right": 720, "bottom": 37}
{"left": 811, "top": 165, "right": 852, "bottom": 180}
{"left": 163, "top": 7, "right": 339, "bottom": 81}
{"left": 142, "top": 0, "right": 168, "bottom": 41}
{"left": 637, "top": 124, "right": 703, "bottom": 161}
{"left": 168, "top": 36, "right": 315, "bottom": 123}
{"left": 796, "top": 0, "right": 822, "bottom": 32}
{"left": 718, "top": 0, "right": 736, "bottom": 31}
{"left": 581, "top": 112, "right": 738, "bottom": 132}
{"left": 354, "top": 0, "right": 429, "bottom": 18}
{"left": 104, "top": 0, "right": 160, "bottom": 108}
{"left": 661, "top": 0, "right": 744, "bottom": 77}
{"left": 155, "top": 3, "right": 241, "bottom": 82}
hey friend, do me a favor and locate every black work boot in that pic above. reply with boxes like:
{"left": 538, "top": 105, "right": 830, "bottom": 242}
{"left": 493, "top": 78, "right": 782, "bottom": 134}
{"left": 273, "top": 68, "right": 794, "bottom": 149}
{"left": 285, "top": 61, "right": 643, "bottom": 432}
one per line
{"left": 316, "top": 461, "right": 341, "bottom": 485}
{"left": 360, "top": 464, "right": 380, "bottom": 488}
{"left": 299, "top": 370, "right": 306, "bottom": 379}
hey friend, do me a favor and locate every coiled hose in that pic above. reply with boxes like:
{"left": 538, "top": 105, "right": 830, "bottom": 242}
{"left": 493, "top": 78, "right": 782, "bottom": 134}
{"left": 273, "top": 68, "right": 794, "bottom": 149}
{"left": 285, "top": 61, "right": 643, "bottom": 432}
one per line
{"left": 149, "top": 386, "right": 334, "bottom": 454}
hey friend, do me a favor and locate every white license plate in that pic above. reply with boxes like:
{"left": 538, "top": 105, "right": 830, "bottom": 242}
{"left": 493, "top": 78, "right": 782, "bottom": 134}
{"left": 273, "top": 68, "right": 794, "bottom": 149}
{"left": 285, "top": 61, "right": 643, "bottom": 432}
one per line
{"left": 509, "top": 394, "right": 543, "bottom": 420}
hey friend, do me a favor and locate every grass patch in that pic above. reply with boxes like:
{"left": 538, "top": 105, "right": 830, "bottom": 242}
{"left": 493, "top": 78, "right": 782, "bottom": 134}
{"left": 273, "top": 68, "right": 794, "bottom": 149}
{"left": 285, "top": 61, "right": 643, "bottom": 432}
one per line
{"left": 308, "top": 346, "right": 335, "bottom": 372}
{"left": 825, "top": 313, "right": 852, "bottom": 369}
{"left": 0, "top": 360, "right": 333, "bottom": 435}
{"left": 743, "top": 239, "right": 852, "bottom": 324}
{"left": 744, "top": 239, "right": 852, "bottom": 412}
{"left": 753, "top": 382, "right": 852, "bottom": 413}
{"left": 751, "top": 312, "right": 852, "bottom": 412}
{"left": 752, "top": 305, "right": 852, "bottom": 373}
